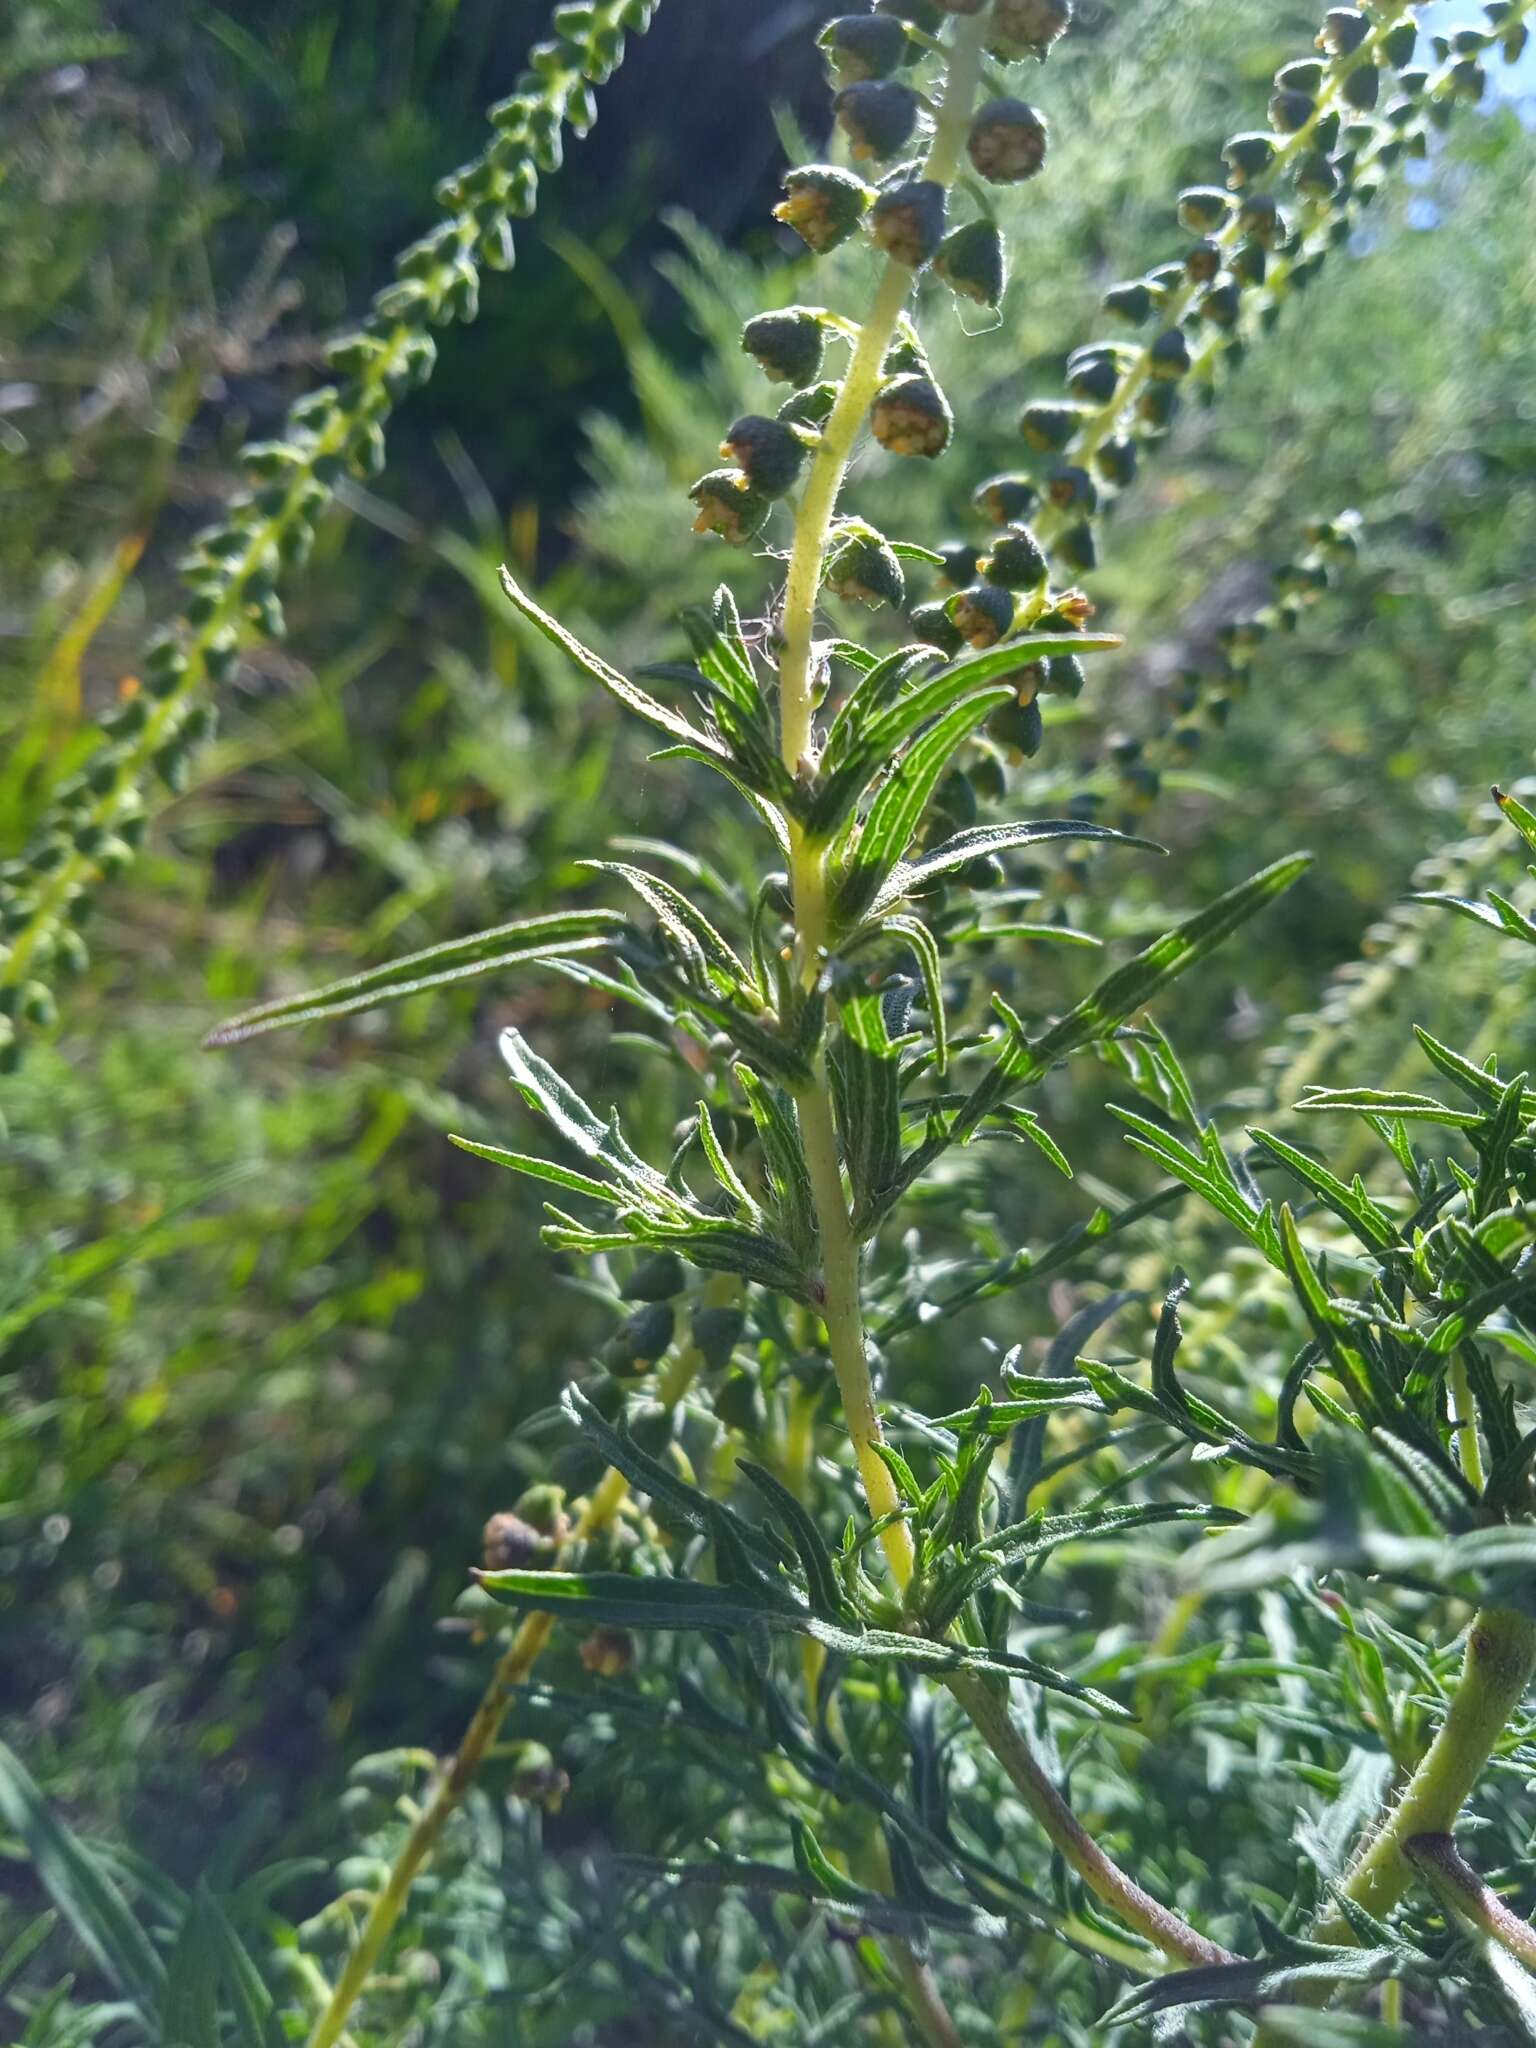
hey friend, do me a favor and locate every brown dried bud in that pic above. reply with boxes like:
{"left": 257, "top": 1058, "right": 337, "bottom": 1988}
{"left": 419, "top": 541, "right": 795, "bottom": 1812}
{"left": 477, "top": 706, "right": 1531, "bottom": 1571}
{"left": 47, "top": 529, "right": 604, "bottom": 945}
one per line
{"left": 579, "top": 1626, "right": 636, "bottom": 1678}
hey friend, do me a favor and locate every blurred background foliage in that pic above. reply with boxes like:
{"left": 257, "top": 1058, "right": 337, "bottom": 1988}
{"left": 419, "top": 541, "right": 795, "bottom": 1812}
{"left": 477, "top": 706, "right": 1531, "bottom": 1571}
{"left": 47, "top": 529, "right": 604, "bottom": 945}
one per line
{"left": 2, "top": 0, "right": 1534, "bottom": 2033}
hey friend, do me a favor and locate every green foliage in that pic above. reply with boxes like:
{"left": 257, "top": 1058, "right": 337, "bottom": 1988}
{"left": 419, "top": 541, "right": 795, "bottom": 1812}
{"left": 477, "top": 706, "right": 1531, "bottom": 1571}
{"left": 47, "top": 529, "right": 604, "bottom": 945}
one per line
{"left": 6, "top": 0, "right": 1536, "bottom": 2044}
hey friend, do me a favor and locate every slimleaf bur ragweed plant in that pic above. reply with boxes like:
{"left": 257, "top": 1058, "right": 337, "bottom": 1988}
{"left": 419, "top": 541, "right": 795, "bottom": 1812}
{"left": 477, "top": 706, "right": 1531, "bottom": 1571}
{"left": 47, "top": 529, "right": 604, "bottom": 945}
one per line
{"left": 10, "top": 0, "right": 1535, "bottom": 2041}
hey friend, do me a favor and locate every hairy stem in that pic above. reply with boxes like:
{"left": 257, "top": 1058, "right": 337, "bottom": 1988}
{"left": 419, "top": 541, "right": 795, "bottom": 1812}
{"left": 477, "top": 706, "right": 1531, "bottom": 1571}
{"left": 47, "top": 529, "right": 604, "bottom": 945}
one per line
{"left": 302, "top": 1329, "right": 708, "bottom": 2048}
{"left": 1252, "top": 1606, "right": 1536, "bottom": 2042}
{"left": 1403, "top": 1830, "right": 1536, "bottom": 1971}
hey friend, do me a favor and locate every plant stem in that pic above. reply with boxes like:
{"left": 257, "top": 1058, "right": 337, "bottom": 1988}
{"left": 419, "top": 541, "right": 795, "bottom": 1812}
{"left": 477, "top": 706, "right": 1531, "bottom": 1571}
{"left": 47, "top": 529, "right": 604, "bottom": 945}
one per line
{"left": 1251, "top": 1606, "right": 1536, "bottom": 2043}
{"left": 888, "top": 1939, "right": 968, "bottom": 2048}
{"left": 1450, "top": 1350, "right": 1487, "bottom": 1495}
{"left": 1315, "top": 1606, "right": 1536, "bottom": 1934}
{"left": 1403, "top": 1830, "right": 1536, "bottom": 1971}
{"left": 944, "top": 1670, "right": 1235, "bottom": 1970}
{"left": 303, "top": 1311, "right": 713, "bottom": 2048}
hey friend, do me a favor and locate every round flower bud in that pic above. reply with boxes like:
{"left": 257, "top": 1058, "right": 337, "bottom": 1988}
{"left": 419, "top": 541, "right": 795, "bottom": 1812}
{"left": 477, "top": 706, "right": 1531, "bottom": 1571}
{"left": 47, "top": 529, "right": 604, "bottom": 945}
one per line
{"left": 1148, "top": 326, "right": 1191, "bottom": 380}
{"left": 1238, "top": 192, "right": 1285, "bottom": 246}
{"left": 482, "top": 1511, "right": 554, "bottom": 1572}
{"left": 973, "top": 473, "right": 1039, "bottom": 525}
{"left": 622, "top": 1250, "right": 686, "bottom": 1301}
{"left": 870, "top": 374, "right": 953, "bottom": 457}
{"left": 909, "top": 600, "right": 964, "bottom": 657}
{"left": 1064, "top": 352, "right": 1117, "bottom": 405}
{"left": 742, "top": 309, "right": 826, "bottom": 386}
{"left": 713, "top": 1366, "right": 766, "bottom": 1435}
{"left": 1231, "top": 241, "right": 1267, "bottom": 287}
{"left": 579, "top": 1626, "right": 635, "bottom": 1677}
{"left": 821, "top": 12, "right": 909, "bottom": 82}
{"left": 968, "top": 752, "right": 1007, "bottom": 804}
{"left": 774, "top": 165, "right": 875, "bottom": 252}
{"left": 1185, "top": 237, "right": 1223, "bottom": 284}
{"left": 937, "top": 542, "right": 982, "bottom": 586}
{"left": 690, "top": 469, "right": 771, "bottom": 545}
{"left": 988, "top": 0, "right": 1072, "bottom": 61}
{"left": 1383, "top": 21, "right": 1417, "bottom": 66}
{"left": 691, "top": 1304, "right": 745, "bottom": 1372}
{"left": 1223, "top": 131, "right": 1277, "bottom": 185}
{"left": 1343, "top": 63, "right": 1380, "bottom": 110}
{"left": 933, "top": 218, "right": 1007, "bottom": 306}
{"left": 950, "top": 584, "right": 1015, "bottom": 648}
{"left": 967, "top": 98, "right": 1048, "bottom": 182}
{"left": 1200, "top": 279, "right": 1242, "bottom": 328}
{"left": 1318, "top": 9, "right": 1369, "bottom": 55}
{"left": 1043, "top": 652, "right": 1086, "bottom": 697}
{"left": 1276, "top": 57, "right": 1324, "bottom": 94}
{"left": 1057, "top": 519, "right": 1097, "bottom": 571}
{"left": 1137, "top": 380, "right": 1181, "bottom": 432}
{"left": 1269, "top": 86, "right": 1316, "bottom": 132}
{"left": 825, "top": 522, "right": 905, "bottom": 608}
{"left": 778, "top": 381, "right": 839, "bottom": 430}
{"left": 834, "top": 80, "right": 921, "bottom": 161}
{"left": 981, "top": 525, "right": 1048, "bottom": 591}
{"left": 1295, "top": 151, "right": 1338, "bottom": 198}
{"left": 986, "top": 692, "right": 1044, "bottom": 757}
{"left": 1094, "top": 436, "right": 1137, "bottom": 486}
{"left": 1177, "top": 185, "right": 1232, "bottom": 232}
{"left": 721, "top": 415, "right": 807, "bottom": 498}
{"left": 870, "top": 178, "right": 947, "bottom": 268}
{"left": 1019, "top": 400, "right": 1084, "bottom": 451}
{"left": 603, "top": 1301, "right": 676, "bottom": 1375}
{"left": 1104, "top": 278, "right": 1154, "bottom": 324}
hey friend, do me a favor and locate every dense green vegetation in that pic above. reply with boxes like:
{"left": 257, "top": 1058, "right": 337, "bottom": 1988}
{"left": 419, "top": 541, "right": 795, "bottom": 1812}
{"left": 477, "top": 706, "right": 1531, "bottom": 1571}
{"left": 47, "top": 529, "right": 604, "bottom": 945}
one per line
{"left": 3, "top": 0, "right": 1535, "bottom": 2041}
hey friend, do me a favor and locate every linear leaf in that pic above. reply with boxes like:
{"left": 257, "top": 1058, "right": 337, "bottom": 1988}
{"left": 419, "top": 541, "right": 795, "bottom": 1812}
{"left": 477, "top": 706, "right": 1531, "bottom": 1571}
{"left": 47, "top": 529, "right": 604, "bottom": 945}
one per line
{"left": 204, "top": 909, "right": 623, "bottom": 1045}
{"left": 500, "top": 564, "right": 727, "bottom": 755}
{"left": 869, "top": 818, "right": 1159, "bottom": 917}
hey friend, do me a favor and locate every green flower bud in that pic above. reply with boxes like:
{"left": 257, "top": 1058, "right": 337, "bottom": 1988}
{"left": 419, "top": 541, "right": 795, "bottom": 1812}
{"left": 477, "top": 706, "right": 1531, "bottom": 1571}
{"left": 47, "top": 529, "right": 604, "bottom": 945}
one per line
{"left": 774, "top": 164, "right": 874, "bottom": 252}
{"left": 1185, "top": 237, "right": 1223, "bottom": 284}
{"left": 721, "top": 415, "right": 807, "bottom": 498}
{"left": 820, "top": 13, "right": 909, "bottom": 83}
{"left": 1056, "top": 462, "right": 1097, "bottom": 512}
{"left": 1223, "top": 131, "right": 1277, "bottom": 185}
{"left": 937, "top": 541, "right": 982, "bottom": 586}
{"left": 981, "top": 525, "right": 1048, "bottom": 590}
{"left": 870, "top": 178, "right": 948, "bottom": 268}
{"left": 1319, "top": 9, "right": 1369, "bottom": 55}
{"left": 988, "top": 0, "right": 1072, "bottom": 61}
{"left": 932, "top": 217, "right": 1007, "bottom": 305}
{"left": 1019, "top": 399, "right": 1084, "bottom": 451}
{"left": 713, "top": 1366, "right": 766, "bottom": 1435}
{"left": 1043, "top": 652, "right": 1086, "bottom": 697}
{"left": 622, "top": 1251, "right": 686, "bottom": 1302}
{"left": 1094, "top": 436, "right": 1138, "bottom": 486}
{"left": 604, "top": 1301, "right": 676, "bottom": 1375}
{"left": 690, "top": 469, "right": 771, "bottom": 545}
{"left": 1269, "top": 87, "right": 1316, "bottom": 132}
{"left": 1148, "top": 326, "right": 1191, "bottom": 379}
{"left": 692, "top": 1305, "right": 746, "bottom": 1372}
{"left": 1295, "top": 150, "right": 1339, "bottom": 198}
{"left": 1276, "top": 57, "right": 1324, "bottom": 94}
{"left": 986, "top": 691, "right": 1044, "bottom": 757}
{"left": 973, "top": 473, "right": 1039, "bottom": 525}
{"left": 968, "top": 752, "right": 1007, "bottom": 803}
{"left": 777, "top": 382, "right": 839, "bottom": 430}
{"left": 1177, "top": 185, "right": 1233, "bottom": 232}
{"left": 56, "top": 930, "right": 89, "bottom": 979}
{"left": 870, "top": 374, "right": 952, "bottom": 457}
{"left": 1057, "top": 519, "right": 1097, "bottom": 571}
{"left": 909, "top": 600, "right": 964, "bottom": 656}
{"left": 1137, "top": 379, "right": 1181, "bottom": 432}
{"left": 1104, "top": 278, "right": 1155, "bottom": 323}
{"left": 967, "top": 97, "right": 1048, "bottom": 182}
{"left": 1236, "top": 242, "right": 1269, "bottom": 290}
{"left": 825, "top": 522, "right": 905, "bottom": 608}
{"left": 742, "top": 309, "right": 825, "bottom": 386}
{"left": 1066, "top": 347, "right": 1122, "bottom": 402}
{"left": 1343, "top": 63, "right": 1380, "bottom": 110}
{"left": 833, "top": 80, "right": 921, "bottom": 161}
{"left": 950, "top": 584, "right": 1014, "bottom": 648}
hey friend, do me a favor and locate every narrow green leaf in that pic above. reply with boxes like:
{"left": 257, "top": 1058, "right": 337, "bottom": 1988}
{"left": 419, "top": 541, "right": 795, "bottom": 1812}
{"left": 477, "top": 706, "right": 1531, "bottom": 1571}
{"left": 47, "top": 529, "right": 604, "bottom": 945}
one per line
{"left": 869, "top": 818, "right": 1159, "bottom": 917}
{"left": 204, "top": 909, "right": 623, "bottom": 1045}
